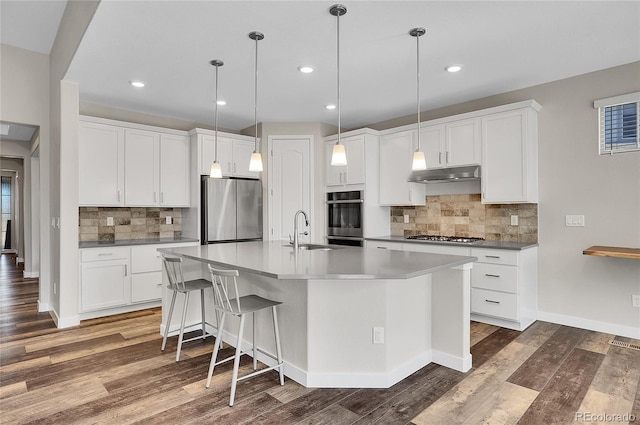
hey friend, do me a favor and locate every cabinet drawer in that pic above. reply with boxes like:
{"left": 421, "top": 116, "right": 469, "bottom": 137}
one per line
{"left": 471, "top": 248, "right": 518, "bottom": 266}
{"left": 367, "top": 241, "right": 404, "bottom": 251}
{"left": 131, "top": 245, "right": 163, "bottom": 273}
{"left": 472, "top": 263, "right": 518, "bottom": 293}
{"left": 131, "top": 272, "right": 163, "bottom": 303}
{"left": 404, "top": 243, "right": 471, "bottom": 256}
{"left": 471, "top": 288, "right": 518, "bottom": 321}
{"left": 81, "top": 247, "right": 130, "bottom": 262}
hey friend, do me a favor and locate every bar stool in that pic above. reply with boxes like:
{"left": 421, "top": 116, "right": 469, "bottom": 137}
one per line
{"left": 205, "top": 265, "right": 284, "bottom": 406}
{"left": 161, "top": 256, "right": 216, "bottom": 362}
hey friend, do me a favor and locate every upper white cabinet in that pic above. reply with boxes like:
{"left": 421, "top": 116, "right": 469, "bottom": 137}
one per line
{"left": 79, "top": 116, "right": 190, "bottom": 207}
{"left": 481, "top": 102, "right": 540, "bottom": 204}
{"left": 197, "top": 130, "right": 260, "bottom": 179}
{"left": 78, "top": 121, "right": 125, "bottom": 206}
{"left": 325, "top": 134, "right": 365, "bottom": 186}
{"left": 422, "top": 118, "right": 480, "bottom": 169}
{"left": 379, "top": 129, "right": 426, "bottom": 205}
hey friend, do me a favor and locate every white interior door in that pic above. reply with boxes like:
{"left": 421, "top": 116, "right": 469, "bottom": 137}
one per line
{"left": 269, "top": 136, "right": 311, "bottom": 242}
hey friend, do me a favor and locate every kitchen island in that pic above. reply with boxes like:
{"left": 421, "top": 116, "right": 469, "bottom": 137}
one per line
{"left": 157, "top": 241, "right": 476, "bottom": 388}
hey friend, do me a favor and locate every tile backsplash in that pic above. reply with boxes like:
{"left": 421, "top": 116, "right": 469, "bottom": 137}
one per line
{"left": 79, "top": 207, "right": 182, "bottom": 242}
{"left": 391, "top": 194, "right": 538, "bottom": 243}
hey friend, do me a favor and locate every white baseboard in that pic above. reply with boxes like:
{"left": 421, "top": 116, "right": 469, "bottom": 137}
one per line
{"left": 432, "top": 350, "right": 472, "bottom": 373}
{"left": 50, "top": 309, "right": 80, "bottom": 329}
{"left": 17, "top": 257, "right": 24, "bottom": 263}
{"left": 537, "top": 310, "right": 640, "bottom": 339}
{"left": 37, "top": 300, "right": 50, "bottom": 312}
{"left": 24, "top": 271, "right": 39, "bottom": 278}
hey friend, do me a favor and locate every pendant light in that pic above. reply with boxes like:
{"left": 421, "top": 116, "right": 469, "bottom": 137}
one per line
{"left": 248, "top": 31, "right": 264, "bottom": 172}
{"left": 410, "top": 27, "right": 427, "bottom": 171}
{"left": 330, "top": 4, "right": 347, "bottom": 166}
{"left": 209, "top": 59, "right": 224, "bottom": 178}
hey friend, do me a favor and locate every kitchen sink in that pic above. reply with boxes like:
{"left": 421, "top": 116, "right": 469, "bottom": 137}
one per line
{"left": 283, "top": 243, "right": 341, "bottom": 251}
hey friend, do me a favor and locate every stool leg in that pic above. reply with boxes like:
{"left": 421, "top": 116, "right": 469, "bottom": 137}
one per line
{"left": 200, "top": 288, "right": 206, "bottom": 340}
{"left": 272, "top": 306, "right": 284, "bottom": 385}
{"left": 206, "top": 311, "right": 226, "bottom": 388}
{"left": 229, "top": 314, "right": 246, "bottom": 407}
{"left": 176, "top": 292, "right": 190, "bottom": 362}
{"left": 162, "top": 290, "right": 177, "bottom": 352}
{"left": 252, "top": 312, "right": 257, "bottom": 370}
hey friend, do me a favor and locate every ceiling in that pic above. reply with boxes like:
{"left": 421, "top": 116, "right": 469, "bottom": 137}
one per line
{"left": 3, "top": 1, "right": 640, "bottom": 132}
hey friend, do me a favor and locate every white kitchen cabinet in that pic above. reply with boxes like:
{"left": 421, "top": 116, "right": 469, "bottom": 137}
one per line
{"left": 481, "top": 103, "right": 540, "bottom": 203}
{"left": 79, "top": 247, "right": 130, "bottom": 313}
{"left": 470, "top": 247, "right": 537, "bottom": 331}
{"left": 124, "top": 128, "right": 159, "bottom": 206}
{"left": 130, "top": 245, "right": 165, "bottom": 303}
{"left": 379, "top": 130, "right": 426, "bottom": 205}
{"left": 421, "top": 118, "right": 480, "bottom": 169}
{"left": 159, "top": 133, "right": 191, "bottom": 206}
{"left": 324, "top": 135, "right": 365, "bottom": 186}
{"left": 198, "top": 131, "right": 260, "bottom": 179}
{"left": 78, "top": 121, "right": 125, "bottom": 206}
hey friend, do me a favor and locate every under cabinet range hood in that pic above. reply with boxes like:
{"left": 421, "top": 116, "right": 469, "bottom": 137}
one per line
{"left": 408, "top": 165, "right": 481, "bottom": 183}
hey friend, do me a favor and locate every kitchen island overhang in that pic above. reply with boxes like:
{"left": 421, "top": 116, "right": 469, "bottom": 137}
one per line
{"left": 158, "top": 241, "right": 476, "bottom": 388}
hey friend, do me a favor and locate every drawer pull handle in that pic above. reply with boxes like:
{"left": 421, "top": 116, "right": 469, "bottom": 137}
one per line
{"left": 485, "top": 255, "right": 501, "bottom": 259}
{"left": 98, "top": 253, "right": 112, "bottom": 256}
{"left": 485, "top": 274, "right": 501, "bottom": 278}
{"left": 377, "top": 247, "right": 388, "bottom": 249}
{"left": 485, "top": 299, "right": 500, "bottom": 304}
{"left": 124, "top": 265, "right": 128, "bottom": 276}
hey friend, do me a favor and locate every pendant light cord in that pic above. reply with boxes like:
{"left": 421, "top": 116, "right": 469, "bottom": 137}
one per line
{"left": 337, "top": 10, "right": 341, "bottom": 145}
{"left": 254, "top": 35, "right": 259, "bottom": 152}
{"left": 416, "top": 31, "right": 421, "bottom": 151}
{"left": 214, "top": 63, "right": 219, "bottom": 162}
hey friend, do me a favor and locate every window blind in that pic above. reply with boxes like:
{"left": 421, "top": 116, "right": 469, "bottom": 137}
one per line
{"left": 595, "top": 92, "right": 640, "bottom": 154}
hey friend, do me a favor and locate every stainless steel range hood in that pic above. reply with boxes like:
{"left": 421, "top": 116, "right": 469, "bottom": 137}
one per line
{"left": 408, "top": 165, "right": 481, "bottom": 183}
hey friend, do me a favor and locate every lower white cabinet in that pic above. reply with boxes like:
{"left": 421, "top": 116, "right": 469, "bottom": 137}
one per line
{"left": 79, "top": 242, "right": 197, "bottom": 318}
{"left": 366, "top": 239, "right": 538, "bottom": 331}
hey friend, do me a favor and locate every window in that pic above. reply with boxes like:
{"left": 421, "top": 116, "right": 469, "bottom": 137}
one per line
{"left": 595, "top": 92, "right": 640, "bottom": 154}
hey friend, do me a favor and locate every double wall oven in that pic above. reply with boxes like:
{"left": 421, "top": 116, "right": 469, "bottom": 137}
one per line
{"left": 326, "top": 190, "right": 364, "bottom": 246}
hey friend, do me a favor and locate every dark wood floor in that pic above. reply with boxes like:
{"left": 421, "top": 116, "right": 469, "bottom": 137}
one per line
{"left": 1, "top": 252, "right": 639, "bottom": 424}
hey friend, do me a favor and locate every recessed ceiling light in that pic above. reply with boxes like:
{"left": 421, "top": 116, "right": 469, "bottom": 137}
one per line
{"left": 325, "top": 104, "right": 336, "bottom": 110}
{"left": 216, "top": 100, "right": 227, "bottom": 106}
{"left": 445, "top": 65, "right": 463, "bottom": 73}
{"left": 129, "top": 80, "right": 145, "bottom": 88}
{"left": 298, "top": 66, "right": 314, "bottom": 74}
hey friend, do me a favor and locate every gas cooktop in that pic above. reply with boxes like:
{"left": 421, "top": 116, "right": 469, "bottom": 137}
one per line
{"left": 406, "top": 235, "right": 485, "bottom": 244}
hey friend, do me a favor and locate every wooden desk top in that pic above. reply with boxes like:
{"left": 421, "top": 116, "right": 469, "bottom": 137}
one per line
{"left": 583, "top": 246, "right": 640, "bottom": 260}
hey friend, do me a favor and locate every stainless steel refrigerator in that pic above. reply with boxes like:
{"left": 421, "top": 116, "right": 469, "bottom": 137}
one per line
{"left": 201, "top": 177, "right": 263, "bottom": 244}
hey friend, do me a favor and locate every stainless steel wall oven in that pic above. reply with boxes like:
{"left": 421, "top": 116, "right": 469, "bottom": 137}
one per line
{"left": 326, "top": 190, "right": 364, "bottom": 246}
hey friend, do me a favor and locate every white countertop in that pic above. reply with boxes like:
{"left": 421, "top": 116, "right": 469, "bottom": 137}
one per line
{"left": 158, "top": 241, "right": 476, "bottom": 280}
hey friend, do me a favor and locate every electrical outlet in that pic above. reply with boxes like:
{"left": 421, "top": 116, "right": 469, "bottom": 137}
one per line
{"left": 165, "top": 216, "right": 172, "bottom": 225}
{"left": 373, "top": 327, "right": 384, "bottom": 344}
{"left": 106, "top": 216, "right": 114, "bottom": 226}
{"left": 565, "top": 215, "right": 585, "bottom": 227}
{"left": 633, "top": 295, "right": 640, "bottom": 308}
{"left": 510, "top": 215, "right": 519, "bottom": 226}
{"left": 403, "top": 214, "right": 409, "bottom": 224}
{"left": 53, "top": 282, "right": 57, "bottom": 295}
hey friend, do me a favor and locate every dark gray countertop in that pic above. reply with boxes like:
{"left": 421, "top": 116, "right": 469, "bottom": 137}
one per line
{"left": 366, "top": 235, "right": 538, "bottom": 251}
{"left": 79, "top": 237, "right": 199, "bottom": 249}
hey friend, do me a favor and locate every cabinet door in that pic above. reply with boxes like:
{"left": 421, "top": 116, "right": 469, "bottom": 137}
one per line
{"left": 200, "top": 135, "right": 233, "bottom": 176}
{"left": 79, "top": 122, "right": 124, "bottom": 206}
{"left": 131, "top": 272, "right": 163, "bottom": 303}
{"left": 124, "top": 129, "right": 159, "bottom": 206}
{"left": 325, "top": 141, "right": 345, "bottom": 186}
{"left": 80, "top": 259, "right": 130, "bottom": 312}
{"left": 344, "top": 136, "right": 365, "bottom": 184}
{"left": 379, "top": 130, "right": 425, "bottom": 205}
{"left": 217, "top": 138, "right": 234, "bottom": 177}
{"left": 232, "top": 139, "right": 260, "bottom": 178}
{"left": 481, "top": 110, "right": 529, "bottom": 203}
{"left": 159, "top": 134, "right": 190, "bottom": 207}
{"left": 200, "top": 134, "right": 215, "bottom": 175}
{"left": 445, "top": 118, "right": 481, "bottom": 166}
{"left": 420, "top": 125, "right": 444, "bottom": 169}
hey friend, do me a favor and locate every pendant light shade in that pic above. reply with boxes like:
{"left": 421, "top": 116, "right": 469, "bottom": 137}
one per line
{"left": 330, "top": 4, "right": 348, "bottom": 167}
{"left": 410, "top": 27, "right": 427, "bottom": 171}
{"left": 209, "top": 59, "right": 224, "bottom": 178}
{"left": 248, "top": 31, "right": 264, "bottom": 173}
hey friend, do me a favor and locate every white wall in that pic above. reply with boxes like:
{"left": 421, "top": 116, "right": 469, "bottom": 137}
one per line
{"left": 370, "top": 62, "right": 640, "bottom": 338}
{"left": 0, "top": 44, "right": 49, "bottom": 292}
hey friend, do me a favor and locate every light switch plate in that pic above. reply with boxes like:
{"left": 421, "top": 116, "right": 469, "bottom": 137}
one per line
{"left": 106, "top": 216, "right": 114, "bottom": 226}
{"left": 633, "top": 295, "right": 640, "bottom": 308}
{"left": 165, "top": 216, "right": 172, "bottom": 225}
{"left": 565, "top": 215, "right": 585, "bottom": 227}
{"left": 510, "top": 215, "right": 519, "bottom": 226}
{"left": 373, "top": 327, "right": 384, "bottom": 344}
{"left": 403, "top": 214, "right": 409, "bottom": 224}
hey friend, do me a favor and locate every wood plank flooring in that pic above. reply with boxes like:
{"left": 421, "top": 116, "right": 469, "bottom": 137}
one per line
{"left": 1, "top": 252, "right": 639, "bottom": 424}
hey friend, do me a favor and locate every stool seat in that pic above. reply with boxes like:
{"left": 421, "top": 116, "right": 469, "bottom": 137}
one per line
{"left": 205, "top": 265, "right": 284, "bottom": 406}
{"left": 161, "top": 256, "right": 215, "bottom": 362}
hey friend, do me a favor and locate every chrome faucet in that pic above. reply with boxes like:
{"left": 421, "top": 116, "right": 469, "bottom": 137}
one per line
{"left": 291, "top": 209, "right": 309, "bottom": 250}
